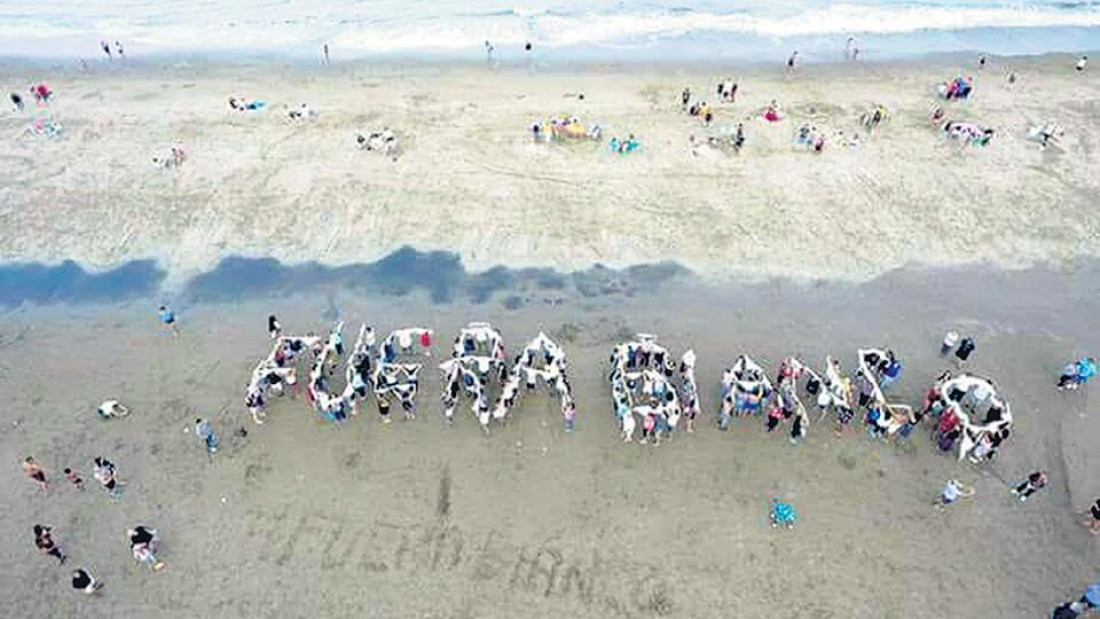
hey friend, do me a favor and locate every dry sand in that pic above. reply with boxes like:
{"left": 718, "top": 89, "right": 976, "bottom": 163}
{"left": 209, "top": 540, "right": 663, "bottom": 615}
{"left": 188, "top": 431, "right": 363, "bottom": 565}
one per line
{"left": 1, "top": 263, "right": 1098, "bottom": 618}
{"left": 1, "top": 56, "right": 1099, "bottom": 287}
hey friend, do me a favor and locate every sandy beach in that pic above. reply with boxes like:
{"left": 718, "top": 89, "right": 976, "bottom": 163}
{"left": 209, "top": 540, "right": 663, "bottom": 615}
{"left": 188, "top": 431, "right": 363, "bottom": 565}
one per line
{"left": 2, "top": 260, "right": 1098, "bottom": 618}
{"left": 2, "top": 55, "right": 1099, "bottom": 286}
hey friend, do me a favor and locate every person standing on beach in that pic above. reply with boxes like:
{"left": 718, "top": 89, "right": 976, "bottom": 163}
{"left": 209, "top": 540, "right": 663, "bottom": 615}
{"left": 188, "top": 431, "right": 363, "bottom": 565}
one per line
{"left": 22, "top": 456, "right": 49, "bottom": 492}
{"left": 1077, "top": 55, "right": 1088, "bottom": 72}
{"left": 128, "top": 526, "right": 166, "bottom": 571}
{"left": 158, "top": 304, "right": 179, "bottom": 336}
{"left": 1085, "top": 499, "right": 1100, "bottom": 534}
{"left": 63, "top": 467, "right": 85, "bottom": 491}
{"left": 941, "top": 330, "right": 959, "bottom": 356}
{"left": 323, "top": 43, "right": 330, "bottom": 64}
{"left": 71, "top": 568, "right": 102, "bottom": 595}
{"left": 115, "top": 41, "right": 124, "bottom": 59}
{"left": 34, "top": 525, "right": 67, "bottom": 564}
{"left": 484, "top": 40, "right": 494, "bottom": 62}
{"left": 880, "top": 357, "right": 903, "bottom": 390}
{"left": 954, "top": 336, "right": 975, "bottom": 366}
{"left": 10, "top": 92, "right": 24, "bottom": 112}
{"left": 268, "top": 314, "right": 282, "bottom": 339}
{"left": 92, "top": 457, "right": 122, "bottom": 497}
{"left": 786, "top": 51, "right": 799, "bottom": 72}
{"left": 100, "top": 40, "right": 111, "bottom": 60}
{"left": 195, "top": 418, "right": 219, "bottom": 455}
{"left": 1011, "top": 471, "right": 1047, "bottom": 502}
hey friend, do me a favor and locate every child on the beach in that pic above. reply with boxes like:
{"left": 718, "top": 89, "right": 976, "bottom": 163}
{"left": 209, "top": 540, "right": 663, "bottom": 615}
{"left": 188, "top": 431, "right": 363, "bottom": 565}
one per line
{"left": 935, "top": 479, "right": 975, "bottom": 509}
{"left": 63, "top": 467, "right": 85, "bottom": 491}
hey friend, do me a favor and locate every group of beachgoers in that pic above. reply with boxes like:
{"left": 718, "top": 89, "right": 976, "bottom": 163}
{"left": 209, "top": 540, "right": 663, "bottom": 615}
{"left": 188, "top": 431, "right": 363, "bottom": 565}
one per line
{"left": 245, "top": 318, "right": 576, "bottom": 434}
{"left": 439, "top": 324, "right": 575, "bottom": 431}
{"left": 20, "top": 453, "right": 167, "bottom": 597}
{"left": 607, "top": 334, "right": 700, "bottom": 444}
{"left": 246, "top": 319, "right": 432, "bottom": 425}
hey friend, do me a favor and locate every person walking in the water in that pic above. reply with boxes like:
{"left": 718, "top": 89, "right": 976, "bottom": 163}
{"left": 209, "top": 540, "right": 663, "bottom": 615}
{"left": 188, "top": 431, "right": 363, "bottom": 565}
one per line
{"left": 34, "top": 525, "right": 67, "bottom": 564}
{"left": 194, "top": 418, "right": 219, "bottom": 455}
{"left": 71, "top": 568, "right": 102, "bottom": 595}
{"left": 1011, "top": 470, "right": 1047, "bottom": 502}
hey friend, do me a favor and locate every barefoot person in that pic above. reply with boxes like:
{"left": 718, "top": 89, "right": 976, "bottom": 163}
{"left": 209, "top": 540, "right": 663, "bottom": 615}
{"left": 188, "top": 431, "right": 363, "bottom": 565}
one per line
{"left": 34, "top": 525, "right": 67, "bottom": 564}
{"left": 158, "top": 305, "right": 180, "bottom": 336}
{"left": 71, "top": 568, "right": 103, "bottom": 595}
{"left": 128, "top": 526, "right": 166, "bottom": 571}
{"left": 1085, "top": 499, "right": 1100, "bottom": 535}
{"left": 195, "top": 418, "right": 219, "bottom": 455}
{"left": 63, "top": 467, "right": 85, "bottom": 491}
{"left": 22, "top": 456, "right": 48, "bottom": 492}
{"left": 1011, "top": 470, "right": 1048, "bottom": 502}
{"left": 93, "top": 457, "right": 122, "bottom": 497}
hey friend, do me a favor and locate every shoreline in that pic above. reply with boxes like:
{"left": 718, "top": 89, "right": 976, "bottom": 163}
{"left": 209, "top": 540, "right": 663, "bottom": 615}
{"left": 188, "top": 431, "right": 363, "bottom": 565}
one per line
{"left": 0, "top": 247, "right": 1097, "bottom": 309}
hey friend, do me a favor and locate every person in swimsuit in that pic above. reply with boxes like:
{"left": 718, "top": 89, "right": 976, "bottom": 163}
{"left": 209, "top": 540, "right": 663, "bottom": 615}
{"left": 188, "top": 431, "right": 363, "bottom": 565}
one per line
{"left": 63, "top": 468, "right": 85, "bottom": 491}
{"left": 22, "top": 456, "right": 48, "bottom": 492}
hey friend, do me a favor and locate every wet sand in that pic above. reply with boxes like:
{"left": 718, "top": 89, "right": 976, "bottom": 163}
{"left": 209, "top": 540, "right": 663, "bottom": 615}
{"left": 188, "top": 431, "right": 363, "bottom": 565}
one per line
{"left": 2, "top": 262, "right": 1098, "bottom": 618}
{"left": 2, "top": 55, "right": 1099, "bottom": 286}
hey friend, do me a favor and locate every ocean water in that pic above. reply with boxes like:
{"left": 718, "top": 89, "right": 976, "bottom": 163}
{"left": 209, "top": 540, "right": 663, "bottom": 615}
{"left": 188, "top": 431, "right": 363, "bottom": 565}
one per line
{"left": 0, "top": 1, "right": 1097, "bottom": 62}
